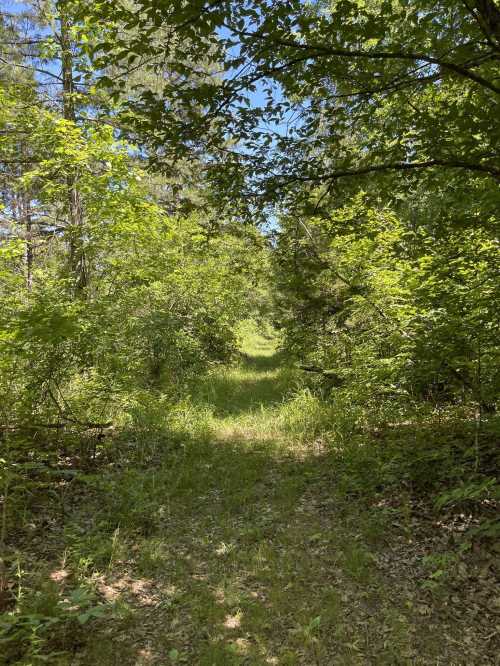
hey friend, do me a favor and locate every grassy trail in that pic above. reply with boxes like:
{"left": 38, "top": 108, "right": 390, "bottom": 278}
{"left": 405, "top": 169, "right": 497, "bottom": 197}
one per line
{"left": 80, "top": 330, "right": 494, "bottom": 665}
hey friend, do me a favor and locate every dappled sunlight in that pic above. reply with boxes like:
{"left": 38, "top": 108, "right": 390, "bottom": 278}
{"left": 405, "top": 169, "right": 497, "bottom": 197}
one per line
{"left": 214, "top": 541, "right": 237, "bottom": 557}
{"left": 49, "top": 568, "right": 70, "bottom": 584}
{"left": 231, "top": 636, "right": 251, "bottom": 654}
{"left": 223, "top": 611, "right": 242, "bottom": 629}
{"left": 96, "top": 575, "right": 163, "bottom": 607}
{"left": 135, "top": 648, "right": 159, "bottom": 664}
{"left": 13, "top": 325, "right": 496, "bottom": 665}
{"left": 3, "top": 0, "right": 498, "bottom": 659}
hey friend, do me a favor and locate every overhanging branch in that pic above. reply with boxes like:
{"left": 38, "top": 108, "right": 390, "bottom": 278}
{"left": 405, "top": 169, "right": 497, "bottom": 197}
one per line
{"left": 278, "top": 159, "right": 500, "bottom": 185}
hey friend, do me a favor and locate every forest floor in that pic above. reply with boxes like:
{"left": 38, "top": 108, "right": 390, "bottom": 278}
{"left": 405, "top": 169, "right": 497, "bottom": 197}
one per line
{"left": 10, "top": 331, "right": 498, "bottom": 665}
{"left": 70, "top": 329, "right": 497, "bottom": 666}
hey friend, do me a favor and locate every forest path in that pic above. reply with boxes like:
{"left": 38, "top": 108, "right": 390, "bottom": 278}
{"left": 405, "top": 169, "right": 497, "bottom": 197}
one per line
{"left": 85, "top": 329, "right": 488, "bottom": 665}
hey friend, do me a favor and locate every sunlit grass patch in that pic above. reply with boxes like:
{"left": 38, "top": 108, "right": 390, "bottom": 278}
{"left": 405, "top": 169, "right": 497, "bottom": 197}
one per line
{"left": 236, "top": 318, "right": 280, "bottom": 358}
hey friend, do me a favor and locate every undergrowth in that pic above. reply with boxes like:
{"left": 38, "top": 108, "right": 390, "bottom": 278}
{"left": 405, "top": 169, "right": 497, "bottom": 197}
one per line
{"left": 1, "top": 321, "right": 498, "bottom": 664}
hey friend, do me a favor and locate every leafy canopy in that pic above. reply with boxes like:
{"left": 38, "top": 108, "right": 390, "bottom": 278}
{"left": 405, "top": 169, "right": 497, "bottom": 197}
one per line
{"left": 84, "top": 0, "right": 499, "bottom": 211}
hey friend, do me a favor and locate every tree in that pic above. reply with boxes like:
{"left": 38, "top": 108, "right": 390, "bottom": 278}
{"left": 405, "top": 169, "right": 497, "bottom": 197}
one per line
{"left": 84, "top": 0, "right": 499, "bottom": 212}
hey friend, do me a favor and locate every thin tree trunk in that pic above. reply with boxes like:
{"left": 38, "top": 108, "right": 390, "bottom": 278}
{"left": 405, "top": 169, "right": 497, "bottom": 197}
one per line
{"left": 23, "top": 194, "right": 33, "bottom": 291}
{"left": 59, "top": 5, "right": 88, "bottom": 293}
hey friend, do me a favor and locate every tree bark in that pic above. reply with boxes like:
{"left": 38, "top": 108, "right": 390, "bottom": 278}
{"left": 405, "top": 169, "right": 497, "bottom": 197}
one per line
{"left": 23, "top": 193, "right": 33, "bottom": 291}
{"left": 59, "top": 5, "right": 88, "bottom": 293}
{"left": 472, "top": 0, "right": 500, "bottom": 47}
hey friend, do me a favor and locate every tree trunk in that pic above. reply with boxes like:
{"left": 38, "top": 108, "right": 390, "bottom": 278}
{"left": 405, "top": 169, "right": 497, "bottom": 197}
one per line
{"left": 24, "top": 194, "right": 33, "bottom": 291}
{"left": 470, "top": 0, "right": 500, "bottom": 49}
{"left": 59, "top": 5, "right": 88, "bottom": 293}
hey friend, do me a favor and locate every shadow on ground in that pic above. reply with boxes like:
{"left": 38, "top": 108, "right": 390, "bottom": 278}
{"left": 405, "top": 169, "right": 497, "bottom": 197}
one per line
{"left": 37, "top": 343, "right": 498, "bottom": 665}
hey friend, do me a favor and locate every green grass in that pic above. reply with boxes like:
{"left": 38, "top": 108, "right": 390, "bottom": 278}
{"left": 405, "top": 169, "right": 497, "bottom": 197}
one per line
{"left": 4, "top": 321, "right": 497, "bottom": 665}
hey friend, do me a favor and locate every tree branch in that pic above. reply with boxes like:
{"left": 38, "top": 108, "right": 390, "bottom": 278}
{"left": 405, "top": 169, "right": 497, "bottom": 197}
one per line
{"left": 236, "top": 28, "right": 500, "bottom": 95}
{"left": 280, "top": 159, "right": 500, "bottom": 184}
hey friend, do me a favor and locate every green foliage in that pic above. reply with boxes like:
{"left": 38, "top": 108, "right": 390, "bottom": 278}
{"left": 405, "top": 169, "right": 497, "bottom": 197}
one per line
{"left": 0, "top": 90, "right": 268, "bottom": 661}
{"left": 275, "top": 192, "right": 499, "bottom": 404}
{"left": 85, "top": 0, "right": 499, "bottom": 210}
{"left": 273, "top": 192, "right": 499, "bottom": 524}
{"left": 0, "top": 2, "right": 498, "bottom": 662}
{"left": 0, "top": 581, "right": 106, "bottom": 663}
{"left": 0, "top": 106, "right": 257, "bottom": 431}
